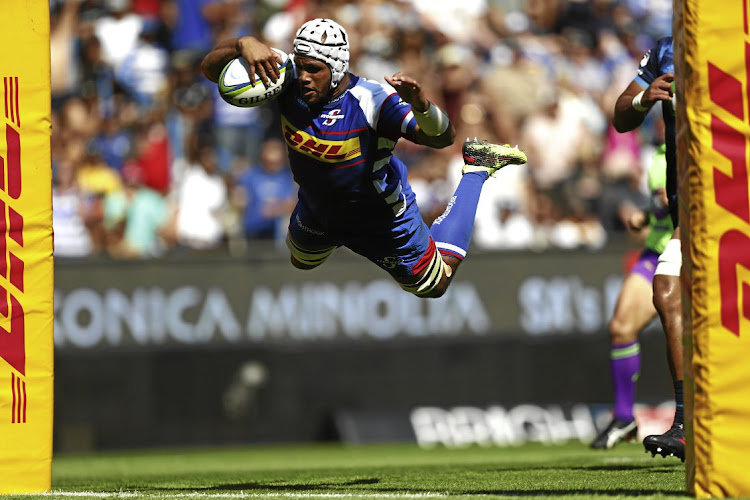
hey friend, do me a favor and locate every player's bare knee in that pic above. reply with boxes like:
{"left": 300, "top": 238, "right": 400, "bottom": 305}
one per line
{"left": 653, "top": 237, "right": 682, "bottom": 316}
{"left": 608, "top": 316, "right": 633, "bottom": 344}
{"left": 653, "top": 275, "right": 680, "bottom": 315}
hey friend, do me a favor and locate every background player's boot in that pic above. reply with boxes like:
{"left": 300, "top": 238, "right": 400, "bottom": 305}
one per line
{"left": 590, "top": 418, "right": 638, "bottom": 450}
{"left": 643, "top": 423, "right": 685, "bottom": 462}
{"left": 462, "top": 138, "right": 527, "bottom": 177}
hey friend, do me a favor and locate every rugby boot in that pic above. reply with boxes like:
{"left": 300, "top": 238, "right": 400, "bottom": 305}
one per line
{"left": 462, "top": 138, "right": 527, "bottom": 177}
{"left": 590, "top": 418, "right": 638, "bottom": 450}
{"left": 643, "top": 423, "right": 685, "bottom": 462}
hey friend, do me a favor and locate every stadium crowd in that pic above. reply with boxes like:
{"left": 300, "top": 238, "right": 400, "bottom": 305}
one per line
{"left": 50, "top": 0, "right": 671, "bottom": 259}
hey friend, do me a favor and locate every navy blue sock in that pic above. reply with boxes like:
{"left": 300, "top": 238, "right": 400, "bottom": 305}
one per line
{"left": 673, "top": 380, "right": 684, "bottom": 426}
{"left": 429, "top": 171, "right": 487, "bottom": 260}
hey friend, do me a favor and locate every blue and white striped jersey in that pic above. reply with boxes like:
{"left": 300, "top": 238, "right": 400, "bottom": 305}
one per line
{"left": 277, "top": 71, "right": 419, "bottom": 233}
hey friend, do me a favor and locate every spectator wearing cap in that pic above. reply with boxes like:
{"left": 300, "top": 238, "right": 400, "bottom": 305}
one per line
{"left": 76, "top": 139, "right": 123, "bottom": 197}
{"left": 60, "top": 138, "right": 121, "bottom": 254}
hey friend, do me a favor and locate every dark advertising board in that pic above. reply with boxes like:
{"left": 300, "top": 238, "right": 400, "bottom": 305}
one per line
{"left": 53, "top": 245, "right": 673, "bottom": 451}
{"left": 54, "top": 247, "right": 642, "bottom": 350}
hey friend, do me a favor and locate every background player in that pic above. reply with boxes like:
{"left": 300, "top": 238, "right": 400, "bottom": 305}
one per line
{"left": 590, "top": 144, "right": 673, "bottom": 449}
{"left": 613, "top": 36, "right": 685, "bottom": 461}
{"left": 201, "top": 18, "right": 526, "bottom": 298}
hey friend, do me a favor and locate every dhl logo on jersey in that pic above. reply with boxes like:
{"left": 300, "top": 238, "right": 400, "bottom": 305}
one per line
{"left": 282, "top": 116, "right": 362, "bottom": 164}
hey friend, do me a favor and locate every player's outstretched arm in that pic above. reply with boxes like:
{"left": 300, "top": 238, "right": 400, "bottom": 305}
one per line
{"left": 201, "top": 36, "right": 281, "bottom": 86}
{"left": 613, "top": 74, "right": 674, "bottom": 133}
{"left": 385, "top": 73, "right": 455, "bottom": 149}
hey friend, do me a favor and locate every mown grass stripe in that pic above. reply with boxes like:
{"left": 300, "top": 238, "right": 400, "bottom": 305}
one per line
{"left": 44, "top": 493, "right": 451, "bottom": 499}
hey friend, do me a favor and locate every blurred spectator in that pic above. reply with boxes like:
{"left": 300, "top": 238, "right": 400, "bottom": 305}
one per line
{"left": 596, "top": 124, "right": 649, "bottom": 231}
{"left": 132, "top": 0, "right": 161, "bottom": 19}
{"left": 554, "top": 0, "right": 602, "bottom": 44}
{"left": 410, "top": 0, "right": 491, "bottom": 46}
{"left": 435, "top": 44, "right": 478, "bottom": 125}
{"left": 556, "top": 27, "right": 609, "bottom": 107}
{"left": 524, "top": 0, "right": 564, "bottom": 33}
{"left": 116, "top": 19, "right": 170, "bottom": 107}
{"left": 520, "top": 87, "right": 590, "bottom": 204}
{"left": 48, "top": 0, "right": 675, "bottom": 258}
{"left": 78, "top": 35, "right": 118, "bottom": 118}
{"left": 480, "top": 42, "right": 546, "bottom": 146}
{"left": 60, "top": 96, "right": 101, "bottom": 141}
{"left": 133, "top": 110, "right": 171, "bottom": 194}
{"left": 166, "top": 51, "right": 213, "bottom": 168}
{"left": 76, "top": 141, "right": 123, "bottom": 197}
{"left": 351, "top": 2, "right": 402, "bottom": 79}
{"left": 624, "top": 0, "right": 672, "bottom": 41}
{"left": 57, "top": 137, "right": 121, "bottom": 254}
{"left": 163, "top": 0, "right": 215, "bottom": 53}
{"left": 393, "top": 24, "right": 434, "bottom": 82}
{"left": 52, "top": 160, "right": 94, "bottom": 258}
{"left": 77, "top": 0, "right": 109, "bottom": 24}
{"left": 212, "top": 88, "right": 268, "bottom": 172}
{"left": 50, "top": 0, "right": 82, "bottom": 106}
{"left": 202, "top": 0, "right": 257, "bottom": 42}
{"left": 233, "top": 139, "right": 297, "bottom": 242}
{"left": 94, "top": 0, "right": 144, "bottom": 72}
{"left": 168, "top": 132, "right": 229, "bottom": 251}
{"left": 520, "top": 86, "right": 606, "bottom": 249}
{"left": 91, "top": 116, "right": 133, "bottom": 172}
{"left": 261, "top": 0, "right": 315, "bottom": 53}
{"left": 103, "top": 162, "right": 171, "bottom": 258}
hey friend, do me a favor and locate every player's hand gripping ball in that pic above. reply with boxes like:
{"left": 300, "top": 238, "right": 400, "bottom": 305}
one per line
{"left": 218, "top": 48, "right": 292, "bottom": 108}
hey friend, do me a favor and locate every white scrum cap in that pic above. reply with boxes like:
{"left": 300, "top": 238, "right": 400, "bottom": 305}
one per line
{"left": 293, "top": 18, "right": 350, "bottom": 90}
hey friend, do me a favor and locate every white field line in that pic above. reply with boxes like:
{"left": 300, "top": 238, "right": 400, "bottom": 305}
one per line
{"left": 38, "top": 493, "right": 453, "bottom": 499}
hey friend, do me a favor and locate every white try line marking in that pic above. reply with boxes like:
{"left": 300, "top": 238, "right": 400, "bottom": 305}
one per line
{"left": 39, "top": 493, "right": 453, "bottom": 499}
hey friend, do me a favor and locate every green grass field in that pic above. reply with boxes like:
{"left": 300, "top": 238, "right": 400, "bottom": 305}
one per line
{"left": 13, "top": 441, "right": 688, "bottom": 500}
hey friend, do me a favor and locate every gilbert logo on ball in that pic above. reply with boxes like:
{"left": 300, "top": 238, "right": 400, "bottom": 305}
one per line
{"left": 218, "top": 48, "right": 292, "bottom": 108}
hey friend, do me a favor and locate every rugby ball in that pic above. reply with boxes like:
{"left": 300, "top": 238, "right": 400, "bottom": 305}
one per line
{"left": 218, "top": 48, "right": 292, "bottom": 108}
